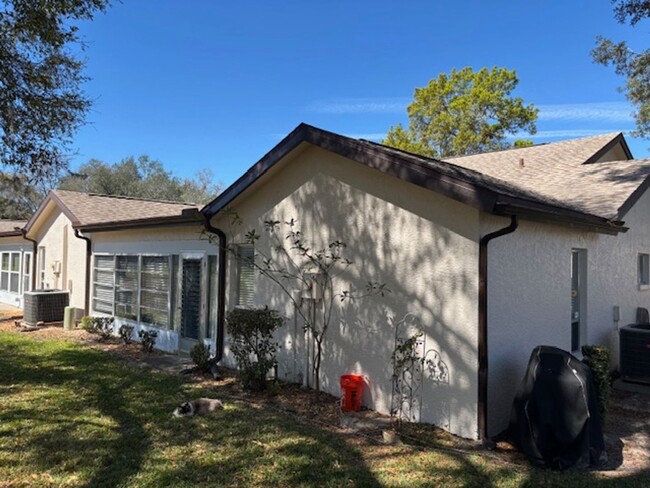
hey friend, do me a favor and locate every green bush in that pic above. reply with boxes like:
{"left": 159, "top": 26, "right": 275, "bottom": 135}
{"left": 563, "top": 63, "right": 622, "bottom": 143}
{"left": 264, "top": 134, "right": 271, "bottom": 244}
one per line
{"left": 80, "top": 316, "right": 94, "bottom": 332}
{"left": 226, "top": 307, "right": 284, "bottom": 390}
{"left": 138, "top": 329, "right": 158, "bottom": 353}
{"left": 118, "top": 325, "right": 134, "bottom": 344}
{"left": 581, "top": 345, "right": 611, "bottom": 421}
{"left": 80, "top": 316, "right": 114, "bottom": 340}
{"left": 190, "top": 342, "right": 214, "bottom": 373}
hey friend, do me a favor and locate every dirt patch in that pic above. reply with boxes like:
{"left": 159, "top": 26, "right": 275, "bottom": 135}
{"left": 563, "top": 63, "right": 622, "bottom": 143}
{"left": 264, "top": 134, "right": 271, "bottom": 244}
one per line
{"left": 1, "top": 317, "right": 648, "bottom": 475}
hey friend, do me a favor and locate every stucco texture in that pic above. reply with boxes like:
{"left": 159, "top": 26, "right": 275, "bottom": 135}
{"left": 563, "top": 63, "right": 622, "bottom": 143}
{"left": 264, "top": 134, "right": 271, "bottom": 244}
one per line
{"left": 484, "top": 186, "right": 650, "bottom": 436}
{"left": 34, "top": 208, "right": 86, "bottom": 309}
{"left": 212, "top": 145, "right": 482, "bottom": 439}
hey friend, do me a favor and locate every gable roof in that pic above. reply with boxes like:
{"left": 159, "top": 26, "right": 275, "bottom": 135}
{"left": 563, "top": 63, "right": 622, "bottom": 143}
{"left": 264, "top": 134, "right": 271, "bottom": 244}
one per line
{"left": 0, "top": 220, "right": 27, "bottom": 237}
{"left": 445, "top": 132, "right": 649, "bottom": 220}
{"left": 201, "top": 124, "right": 645, "bottom": 235}
{"left": 25, "top": 190, "right": 201, "bottom": 235}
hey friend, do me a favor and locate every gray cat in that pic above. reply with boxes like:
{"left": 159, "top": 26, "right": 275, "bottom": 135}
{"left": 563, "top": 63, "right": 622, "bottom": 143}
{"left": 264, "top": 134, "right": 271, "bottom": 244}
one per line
{"left": 172, "top": 398, "right": 223, "bottom": 417}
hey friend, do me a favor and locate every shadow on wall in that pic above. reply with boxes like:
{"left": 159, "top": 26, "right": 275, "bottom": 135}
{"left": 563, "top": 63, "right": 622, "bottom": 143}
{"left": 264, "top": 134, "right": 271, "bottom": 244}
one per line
{"left": 229, "top": 154, "right": 480, "bottom": 436}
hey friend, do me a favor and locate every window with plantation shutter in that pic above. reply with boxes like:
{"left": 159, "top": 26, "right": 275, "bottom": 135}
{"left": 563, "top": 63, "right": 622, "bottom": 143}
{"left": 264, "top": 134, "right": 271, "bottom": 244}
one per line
{"left": 115, "top": 255, "right": 139, "bottom": 320}
{"left": 0, "top": 253, "right": 9, "bottom": 291}
{"left": 236, "top": 246, "right": 255, "bottom": 307}
{"left": 93, "top": 255, "right": 115, "bottom": 314}
{"left": 140, "top": 256, "right": 170, "bottom": 327}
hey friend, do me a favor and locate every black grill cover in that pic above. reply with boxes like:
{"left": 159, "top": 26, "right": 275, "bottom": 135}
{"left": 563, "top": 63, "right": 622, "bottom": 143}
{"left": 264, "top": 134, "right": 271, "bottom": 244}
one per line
{"left": 506, "top": 346, "right": 604, "bottom": 469}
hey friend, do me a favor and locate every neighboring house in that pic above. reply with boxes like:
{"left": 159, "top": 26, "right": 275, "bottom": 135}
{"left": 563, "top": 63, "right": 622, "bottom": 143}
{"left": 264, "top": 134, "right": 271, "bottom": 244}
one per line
{"left": 20, "top": 190, "right": 219, "bottom": 353}
{"left": 0, "top": 220, "right": 31, "bottom": 308}
{"left": 200, "top": 124, "right": 650, "bottom": 440}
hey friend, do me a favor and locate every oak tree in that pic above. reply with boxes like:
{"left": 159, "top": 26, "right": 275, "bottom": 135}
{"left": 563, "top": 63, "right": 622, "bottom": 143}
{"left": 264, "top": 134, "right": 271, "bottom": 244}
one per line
{"left": 593, "top": 0, "right": 650, "bottom": 138}
{"left": 0, "top": 0, "right": 110, "bottom": 180}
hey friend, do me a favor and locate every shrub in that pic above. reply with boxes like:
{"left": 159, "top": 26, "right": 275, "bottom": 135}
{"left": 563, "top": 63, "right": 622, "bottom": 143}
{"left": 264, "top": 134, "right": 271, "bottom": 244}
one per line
{"left": 226, "top": 307, "right": 284, "bottom": 390}
{"left": 138, "top": 329, "right": 158, "bottom": 353}
{"left": 80, "top": 316, "right": 95, "bottom": 332}
{"left": 80, "top": 316, "right": 114, "bottom": 340}
{"left": 95, "top": 316, "right": 115, "bottom": 341}
{"left": 118, "top": 325, "right": 135, "bottom": 344}
{"left": 581, "top": 345, "right": 611, "bottom": 421}
{"left": 190, "top": 342, "right": 214, "bottom": 373}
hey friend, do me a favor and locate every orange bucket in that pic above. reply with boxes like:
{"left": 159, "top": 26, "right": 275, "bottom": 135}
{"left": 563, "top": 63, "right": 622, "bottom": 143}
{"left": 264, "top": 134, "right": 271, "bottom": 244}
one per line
{"left": 340, "top": 374, "right": 365, "bottom": 412}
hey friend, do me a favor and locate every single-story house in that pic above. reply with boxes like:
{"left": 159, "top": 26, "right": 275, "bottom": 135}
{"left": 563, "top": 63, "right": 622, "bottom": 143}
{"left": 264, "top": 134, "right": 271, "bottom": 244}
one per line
{"left": 200, "top": 124, "right": 650, "bottom": 440}
{"left": 13, "top": 190, "right": 220, "bottom": 353}
{"left": 0, "top": 219, "right": 31, "bottom": 308}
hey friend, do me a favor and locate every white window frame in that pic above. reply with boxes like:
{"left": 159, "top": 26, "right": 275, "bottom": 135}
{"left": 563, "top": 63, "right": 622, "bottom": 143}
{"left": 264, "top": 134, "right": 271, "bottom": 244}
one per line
{"left": 235, "top": 245, "right": 255, "bottom": 308}
{"left": 91, "top": 252, "right": 173, "bottom": 329}
{"left": 639, "top": 253, "right": 650, "bottom": 290}
{"left": 22, "top": 251, "right": 32, "bottom": 293}
{"left": 38, "top": 246, "right": 46, "bottom": 289}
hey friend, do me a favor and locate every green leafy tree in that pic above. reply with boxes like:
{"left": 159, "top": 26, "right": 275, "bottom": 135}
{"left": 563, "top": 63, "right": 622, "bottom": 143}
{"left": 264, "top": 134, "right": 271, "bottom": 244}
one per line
{"left": 383, "top": 67, "right": 538, "bottom": 158}
{"left": 0, "top": 0, "right": 110, "bottom": 180}
{"left": 593, "top": 0, "right": 650, "bottom": 138}
{"left": 0, "top": 172, "right": 42, "bottom": 219}
{"left": 58, "top": 156, "right": 222, "bottom": 204}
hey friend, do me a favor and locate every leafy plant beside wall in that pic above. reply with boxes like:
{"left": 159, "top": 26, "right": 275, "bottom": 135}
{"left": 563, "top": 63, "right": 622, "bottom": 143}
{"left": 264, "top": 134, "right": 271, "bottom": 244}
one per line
{"left": 118, "top": 325, "right": 135, "bottom": 345}
{"left": 138, "top": 330, "right": 158, "bottom": 354}
{"left": 79, "top": 316, "right": 114, "bottom": 341}
{"left": 190, "top": 343, "right": 215, "bottom": 373}
{"left": 217, "top": 212, "right": 390, "bottom": 396}
{"left": 581, "top": 345, "right": 611, "bottom": 421}
{"left": 226, "top": 307, "right": 284, "bottom": 390}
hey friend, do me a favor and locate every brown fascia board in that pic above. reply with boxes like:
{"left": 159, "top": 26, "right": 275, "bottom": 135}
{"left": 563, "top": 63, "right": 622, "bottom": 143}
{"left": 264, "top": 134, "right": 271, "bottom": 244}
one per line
{"left": 201, "top": 123, "right": 499, "bottom": 217}
{"left": 0, "top": 230, "right": 23, "bottom": 237}
{"left": 616, "top": 171, "right": 650, "bottom": 220}
{"left": 584, "top": 133, "right": 633, "bottom": 164}
{"left": 201, "top": 123, "right": 629, "bottom": 235}
{"left": 77, "top": 211, "right": 203, "bottom": 233}
{"left": 494, "top": 198, "right": 626, "bottom": 235}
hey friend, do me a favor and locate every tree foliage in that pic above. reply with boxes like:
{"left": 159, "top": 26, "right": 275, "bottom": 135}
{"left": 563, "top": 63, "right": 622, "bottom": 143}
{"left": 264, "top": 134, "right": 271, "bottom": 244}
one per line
{"left": 0, "top": 0, "right": 110, "bottom": 180}
{"left": 0, "top": 172, "right": 42, "bottom": 219}
{"left": 383, "top": 67, "right": 538, "bottom": 158}
{"left": 57, "top": 156, "right": 222, "bottom": 204}
{"left": 593, "top": 1, "right": 650, "bottom": 138}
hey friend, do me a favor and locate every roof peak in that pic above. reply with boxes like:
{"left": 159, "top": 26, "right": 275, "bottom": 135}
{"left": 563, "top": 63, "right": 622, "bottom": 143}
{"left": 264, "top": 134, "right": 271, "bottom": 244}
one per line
{"left": 53, "top": 189, "right": 198, "bottom": 207}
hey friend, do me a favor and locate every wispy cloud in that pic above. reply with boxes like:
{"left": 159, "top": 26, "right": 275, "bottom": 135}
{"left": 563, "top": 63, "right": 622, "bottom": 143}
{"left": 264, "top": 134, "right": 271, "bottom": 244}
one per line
{"left": 512, "top": 129, "right": 627, "bottom": 140}
{"left": 305, "top": 98, "right": 408, "bottom": 114}
{"left": 537, "top": 102, "right": 633, "bottom": 123}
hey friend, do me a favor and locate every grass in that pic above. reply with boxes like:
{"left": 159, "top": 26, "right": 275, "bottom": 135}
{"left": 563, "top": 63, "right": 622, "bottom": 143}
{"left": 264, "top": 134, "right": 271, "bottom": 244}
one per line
{"left": 0, "top": 331, "right": 648, "bottom": 487}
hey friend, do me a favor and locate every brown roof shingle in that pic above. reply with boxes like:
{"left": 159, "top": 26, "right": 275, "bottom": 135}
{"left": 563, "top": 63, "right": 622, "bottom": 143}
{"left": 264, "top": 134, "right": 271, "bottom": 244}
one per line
{"left": 51, "top": 190, "right": 199, "bottom": 227}
{"left": 0, "top": 220, "right": 27, "bottom": 236}
{"left": 443, "top": 133, "right": 650, "bottom": 220}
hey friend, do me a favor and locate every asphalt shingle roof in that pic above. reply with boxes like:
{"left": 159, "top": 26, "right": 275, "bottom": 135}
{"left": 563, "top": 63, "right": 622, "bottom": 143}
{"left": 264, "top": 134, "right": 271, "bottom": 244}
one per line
{"left": 0, "top": 220, "right": 27, "bottom": 235}
{"left": 442, "top": 133, "right": 650, "bottom": 220}
{"left": 51, "top": 190, "right": 199, "bottom": 227}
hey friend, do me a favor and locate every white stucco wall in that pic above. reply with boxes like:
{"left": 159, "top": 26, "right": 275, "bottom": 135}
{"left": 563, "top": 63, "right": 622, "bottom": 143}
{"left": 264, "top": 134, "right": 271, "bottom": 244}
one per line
{"left": 484, "top": 187, "right": 650, "bottom": 436}
{"left": 90, "top": 224, "right": 218, "bottom": 353}
{"left": 33, "top": 208, "right": 86, "bottom": 309}
{"left": 212, "top": 145, "right": 482, "bottom": 439}
{"left": 0, "top": 236, "right": 32, "bottom": 308}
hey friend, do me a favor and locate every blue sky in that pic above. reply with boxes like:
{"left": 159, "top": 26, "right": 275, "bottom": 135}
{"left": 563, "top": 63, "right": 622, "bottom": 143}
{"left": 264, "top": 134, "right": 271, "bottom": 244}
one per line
{"left": 73, "top": 1, "right": 648, "bottom": 187}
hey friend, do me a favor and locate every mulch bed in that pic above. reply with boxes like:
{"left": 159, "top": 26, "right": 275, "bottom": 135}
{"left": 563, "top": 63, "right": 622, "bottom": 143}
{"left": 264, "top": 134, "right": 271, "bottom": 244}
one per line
{"left": 1, "top": 317, "right": 648, "bottom": 475}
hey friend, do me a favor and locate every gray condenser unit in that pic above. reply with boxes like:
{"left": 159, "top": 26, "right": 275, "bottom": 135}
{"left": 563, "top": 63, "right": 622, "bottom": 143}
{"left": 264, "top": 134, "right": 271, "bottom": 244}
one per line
{"left": 620, "top": 323, "right": 650, "bottom": 384}
{"left": 23, "top": 289, "right": 70, "bottom": 325}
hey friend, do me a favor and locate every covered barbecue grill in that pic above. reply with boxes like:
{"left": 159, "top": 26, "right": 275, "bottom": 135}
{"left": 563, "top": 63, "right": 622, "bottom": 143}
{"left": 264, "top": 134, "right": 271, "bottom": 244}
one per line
{"left": 505, "top": 345, "right": 604, "bottom": 469}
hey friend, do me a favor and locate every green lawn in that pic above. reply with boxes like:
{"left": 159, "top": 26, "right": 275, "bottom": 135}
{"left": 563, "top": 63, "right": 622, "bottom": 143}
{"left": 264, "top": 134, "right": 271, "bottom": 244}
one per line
{"left": 0, "top": 331, "right": 647, "bottom": 487}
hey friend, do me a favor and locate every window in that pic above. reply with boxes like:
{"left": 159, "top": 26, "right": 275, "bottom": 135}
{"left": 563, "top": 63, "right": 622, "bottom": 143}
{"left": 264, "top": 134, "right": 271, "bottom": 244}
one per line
{"left": 22, "top": 252, "right": 32, "bottom": 293}
{"left": 639, "top": 253, "right": 650, "bottom": 288}
{"left": 38, "top": 246, "right": 46, "bottom": 288}
{"left": 0, "top": 252, "right": 21, "bottom": 294}
{"left": 236, "top": 246, "right": 255, "bottom": 307}
{"left": 91, "top": 254, "right": 172, "bottom": 328}
{"left": 93, "top": 255, "right": 115, "bottom": 314}
{"left": 206, "top": 254, "right": 218, "bottom": 338}
{"left": 0, "top": 253, "right": 9, "bottom": 291}
{"left": 115, "top": 255, "right": 139, "bottom": 321}
{"left": 140, "top": 256, "right": 170, "bottom": 327}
